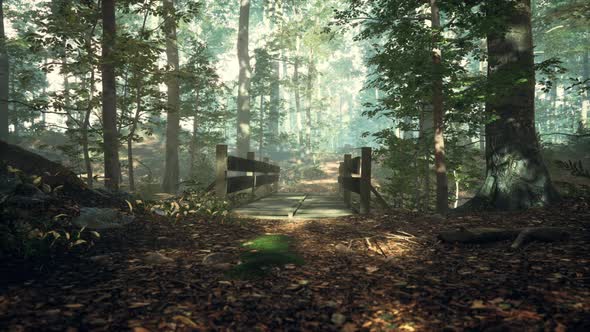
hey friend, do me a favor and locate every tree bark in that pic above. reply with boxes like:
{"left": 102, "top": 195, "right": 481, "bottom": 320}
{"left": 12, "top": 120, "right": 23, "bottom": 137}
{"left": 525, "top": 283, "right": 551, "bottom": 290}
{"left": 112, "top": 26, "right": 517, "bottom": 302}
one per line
{"left": 101, "top": 0, "right": 121, "bottom": 191}
{"left": 0, "top": 0, "right": 8, "bottom": 141}
{"left": 268, "top": 3, "right": 281, "bottom": 148}
{"left": 236, "top": 0, "right": 252, "bottom": 157}
{"left": 189, "top": 87, "right": 200, "bottom": 178}
{"left": 127, "top": 8, "right": 149, "bottom": 192}
{"left": 582, "top": 43, "right": 589, "bottom": 128}
{"left": 305, "top": 51, "right": 314, "bottom": 153}
{"left": 431, "top": 0, "right": 448, "bottom": 214}
{"left": 293, "top": 56, "right": 302, "bottom": 145}
{"left": 81, "top": 14, "right": 99, "bottom": 189}
{"left": 82, "top": 69, "right": 94, "bottom": 188}
{"left": 463, "top": 0, "right": 558, "bottom": 211}
{"left": 438, "top": 227, "right": 569, "bottom": 249}
{"left": 161, "top": 0, "right": 181, "bottom": 194}
{"left": 259, "top": 94, "right": 264, "bottom": 155}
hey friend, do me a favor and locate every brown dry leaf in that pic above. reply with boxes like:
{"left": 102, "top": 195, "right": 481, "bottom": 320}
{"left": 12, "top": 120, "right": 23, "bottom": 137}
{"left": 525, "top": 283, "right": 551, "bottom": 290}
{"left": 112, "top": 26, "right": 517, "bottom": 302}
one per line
{"left": 341, "top": 322, "right": 358, "bottom": 332}
{"left": 470, "top": 300, "right": 488, "bottom": 309}
{"left": 132, "top": 328, "right": 150, "bottom": 332}
{"left": 506, "top": 309, "right": 544, "bottom": 321}
{"left": 365, "top": 266, "right": 379, "bottom": 274}
{"left": 173, "top": 315, "right": 198, "bottom": 328}
{"left": 128, "top": 302, "right": 151, "bottom": 309}
{"left": 555, "top": 322, "right": 567, "bottom": 332}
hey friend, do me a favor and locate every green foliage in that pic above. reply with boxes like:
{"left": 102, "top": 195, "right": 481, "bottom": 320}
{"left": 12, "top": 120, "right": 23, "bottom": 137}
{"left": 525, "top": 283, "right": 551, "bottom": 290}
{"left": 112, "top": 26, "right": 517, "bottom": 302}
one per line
{"left": 555, "top": 160, "right": 590, "bottom": 178}
{"left": 229, "top": 235, "right": 303, "bottom": 279}
{"left": 0, "top": 211, "right": 100, "bottom": 260}
{"left": 147, "top": 190, "right": 230, "bottom": 222}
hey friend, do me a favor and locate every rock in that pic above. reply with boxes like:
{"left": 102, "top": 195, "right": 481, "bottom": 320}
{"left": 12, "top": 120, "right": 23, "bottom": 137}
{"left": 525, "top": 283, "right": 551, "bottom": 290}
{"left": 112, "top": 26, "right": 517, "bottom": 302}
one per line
{"left": 0, "top": 176, "right": 19, "bottom": 195}
{"left": 143, "top": 252, "right": 174, "bottom": 264}
{"left": 7, "top": 195, "right": 50, "bottom": 209}
{"left": 73, "top": 208, "right": 134, "bottom": 230}
{"left": 14, "top": 183, "right": 44, "bottom": 196}
{"left": 202, "top": 252, "right": 234, "bottom": 265}
{"left": 89, "top": 255, "right": 112, "bottom": 264}
{"left": 331, "top": 313, "right": 346, "bottom": 326}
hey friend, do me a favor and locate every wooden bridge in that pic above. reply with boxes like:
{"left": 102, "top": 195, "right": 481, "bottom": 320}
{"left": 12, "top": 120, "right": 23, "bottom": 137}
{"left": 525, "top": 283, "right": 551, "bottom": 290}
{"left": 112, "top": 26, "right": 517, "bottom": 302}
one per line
{"left": 214, "top": 145, "right": 385, "bottom": 219}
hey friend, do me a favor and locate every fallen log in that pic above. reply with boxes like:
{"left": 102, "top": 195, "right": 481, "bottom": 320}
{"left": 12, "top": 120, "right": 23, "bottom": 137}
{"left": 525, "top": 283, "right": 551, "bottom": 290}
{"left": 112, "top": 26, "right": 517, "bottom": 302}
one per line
{"left": 438, "top": 227, "right": 570, "bottom": 249}
{"left": 0, "top": 140, "right": 87, "bottom": 192}
{"left": 0, "top": 140, "right": 123, "bottom": 207}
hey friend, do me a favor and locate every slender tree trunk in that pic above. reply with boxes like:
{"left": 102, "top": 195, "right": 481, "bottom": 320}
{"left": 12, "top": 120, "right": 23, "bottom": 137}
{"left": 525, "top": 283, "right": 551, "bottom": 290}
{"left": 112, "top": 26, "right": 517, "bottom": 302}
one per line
{"left": 431, "top": 0, "right": 448, "bottom": 214}
{"left": 464, "top": 0, "right": 558, "bottom": 210}
{"left": 101, "top": 0, "right": 121, "bottom": 190}
{"left": 161, "top": 0, "right": 181, "bottom": 193}
{"left": 305, "top": 51, "right": 314, "bottom": 153}
{"left": 236, "top": 0, "right": 252, "bottom": 157}
{"left": 82, "top": 69, "right": 95, "bottom": 188}
{"left": 63, "top": 50, "right": 70, "bottom": 121}
{"left": 127, "top": 8, "right": 149, "bottom": 192}
{"left": 268, "top": 3, "right": 280, "bottom": 148}
{"left": 293, "top": 56, "right": 302, "bottom": 146}
{"left": 0, "top": 0, "right": 8, "bottom": 141}
{"left": 189, "top": 87, "right": 200, "bottom": 178}
{"left": 127, "top": 85, "right": 143, "bottom": 192}
{"left": 81, "top": 13, "right": 99, "bottom": 189}
{"left": 259, "top": 94, "right": 264, "bottom": 155}
{"left": 582, "top": 44, "right": 589, "bottom": 128}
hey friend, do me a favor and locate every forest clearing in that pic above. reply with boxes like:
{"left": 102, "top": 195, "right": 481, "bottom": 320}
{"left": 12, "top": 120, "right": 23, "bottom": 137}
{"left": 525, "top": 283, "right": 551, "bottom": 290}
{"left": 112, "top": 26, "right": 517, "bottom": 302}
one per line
{"left": 1, "top": 0, "right": 590, "bottom": 331}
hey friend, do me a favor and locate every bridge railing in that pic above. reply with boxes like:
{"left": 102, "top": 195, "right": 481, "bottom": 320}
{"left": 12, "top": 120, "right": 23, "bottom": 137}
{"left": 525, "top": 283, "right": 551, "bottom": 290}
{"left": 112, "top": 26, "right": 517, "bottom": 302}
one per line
{"left": 215, "top": 145, "right": 280, "bottom": 198}
{"left": 338, "top": 147, "right": 390, "bottom": 215}
{"left": 338, "top": 147, "right": 372, "bottom": 214}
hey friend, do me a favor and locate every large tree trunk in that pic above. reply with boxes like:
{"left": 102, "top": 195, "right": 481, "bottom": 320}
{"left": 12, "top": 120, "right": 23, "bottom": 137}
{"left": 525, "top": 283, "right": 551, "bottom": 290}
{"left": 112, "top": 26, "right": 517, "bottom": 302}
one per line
{"left": 0, "top": 0, "right": 8, "bottom": 141}
{"left": 161, "top": 0, "right": 181, "bottom": 194}
{"left": 431, "top": 0, "right": 448, "bottom": 214}
{"left": 101, "top": 0, "right": 121, "bottom": 191}
{"left": 463, "top": 0, "right": 558, "bottom": 211}
{"left": 236, "top": 0, "right": 252, "bottom": 157}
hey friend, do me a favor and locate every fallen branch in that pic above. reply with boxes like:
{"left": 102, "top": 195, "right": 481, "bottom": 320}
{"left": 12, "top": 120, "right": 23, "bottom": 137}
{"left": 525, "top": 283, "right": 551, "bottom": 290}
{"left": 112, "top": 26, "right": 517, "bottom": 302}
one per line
{"left": 438, "top": 227, "right": 570, "bottom": 249}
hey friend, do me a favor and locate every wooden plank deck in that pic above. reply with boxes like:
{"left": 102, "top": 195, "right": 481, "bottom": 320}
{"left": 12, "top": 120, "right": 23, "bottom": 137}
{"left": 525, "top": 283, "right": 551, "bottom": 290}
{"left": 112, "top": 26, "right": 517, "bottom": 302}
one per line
{"left": 232, "top": 193, "right": 354, "bottom": 220}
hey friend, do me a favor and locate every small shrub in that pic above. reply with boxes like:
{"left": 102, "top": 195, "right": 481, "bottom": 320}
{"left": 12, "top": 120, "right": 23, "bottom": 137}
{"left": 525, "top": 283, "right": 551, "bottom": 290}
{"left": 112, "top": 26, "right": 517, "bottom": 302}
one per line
{"left": 147, "top": 190, "right": 230, "bottom": 222}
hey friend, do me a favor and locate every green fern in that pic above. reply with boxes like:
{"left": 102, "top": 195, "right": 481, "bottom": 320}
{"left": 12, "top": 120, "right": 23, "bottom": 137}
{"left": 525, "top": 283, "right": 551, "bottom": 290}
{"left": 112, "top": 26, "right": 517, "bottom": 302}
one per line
{"left": 555, "top": 160, "right": 590, "bottom": 178}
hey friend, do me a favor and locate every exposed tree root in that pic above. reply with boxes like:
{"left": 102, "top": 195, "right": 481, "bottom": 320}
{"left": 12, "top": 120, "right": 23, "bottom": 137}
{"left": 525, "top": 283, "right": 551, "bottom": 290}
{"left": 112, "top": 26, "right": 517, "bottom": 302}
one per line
{"left": 438, "top": 227, "right": 570, "bottom": 249}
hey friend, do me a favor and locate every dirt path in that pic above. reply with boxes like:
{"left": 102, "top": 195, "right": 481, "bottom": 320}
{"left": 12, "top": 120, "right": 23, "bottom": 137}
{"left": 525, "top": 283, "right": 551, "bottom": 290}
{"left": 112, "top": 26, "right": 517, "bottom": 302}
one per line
{"left": 1, "top": 200, "right": 590, "bottom": 331}
{"left": 281, "top": 160, "right": 341, "bottom": 193}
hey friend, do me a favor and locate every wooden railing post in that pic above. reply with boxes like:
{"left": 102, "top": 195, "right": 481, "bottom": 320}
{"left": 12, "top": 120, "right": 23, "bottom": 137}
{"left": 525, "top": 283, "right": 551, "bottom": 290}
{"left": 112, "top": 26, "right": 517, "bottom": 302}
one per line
{"left": 338, "top": 162, "right": 344, "bottom": 194}
{"left": 215, "top": 144, "right": 228, "bottom": 198}
{"left": 360, "top": 147, "right": 372, "bottom": 214}
{"left": 343, "top": 154, "right": 352, "bottom": 208}
{"left": 247, "top": 152, "right": 255, "bottom": 197}
{"left": 263, "top": 157, "right": 272, "bottom": 193}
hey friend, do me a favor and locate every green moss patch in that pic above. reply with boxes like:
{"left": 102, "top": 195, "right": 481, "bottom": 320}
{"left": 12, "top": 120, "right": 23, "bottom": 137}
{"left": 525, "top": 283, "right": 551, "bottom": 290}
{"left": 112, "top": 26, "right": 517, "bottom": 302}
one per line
{"left": 229, "top": 234, "right": 304, "bottom": 279}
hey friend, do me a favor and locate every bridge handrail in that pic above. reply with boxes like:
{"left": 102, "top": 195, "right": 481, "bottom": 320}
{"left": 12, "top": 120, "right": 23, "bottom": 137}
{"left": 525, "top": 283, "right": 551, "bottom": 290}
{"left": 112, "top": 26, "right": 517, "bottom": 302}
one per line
{"left": 338, "top": 147, "right": 372, "bottom": 214}
{"left": 215, "top": 145, "right": 280, "bottom": 197}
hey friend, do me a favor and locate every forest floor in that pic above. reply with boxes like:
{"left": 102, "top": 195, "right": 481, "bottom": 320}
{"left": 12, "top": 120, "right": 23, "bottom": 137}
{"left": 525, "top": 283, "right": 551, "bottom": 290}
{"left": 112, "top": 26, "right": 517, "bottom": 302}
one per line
{"left": 1, "top": 197, "right": 590, "bottom": 331}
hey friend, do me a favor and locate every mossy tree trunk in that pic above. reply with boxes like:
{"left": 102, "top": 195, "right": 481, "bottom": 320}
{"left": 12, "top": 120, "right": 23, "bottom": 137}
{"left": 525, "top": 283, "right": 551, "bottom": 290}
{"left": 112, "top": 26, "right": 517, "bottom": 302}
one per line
{"left": 464, "top": 0, "right": 559, "bottom": 211}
